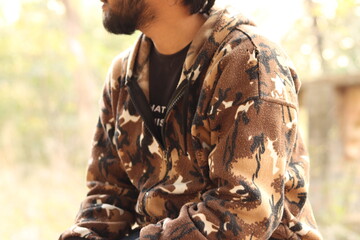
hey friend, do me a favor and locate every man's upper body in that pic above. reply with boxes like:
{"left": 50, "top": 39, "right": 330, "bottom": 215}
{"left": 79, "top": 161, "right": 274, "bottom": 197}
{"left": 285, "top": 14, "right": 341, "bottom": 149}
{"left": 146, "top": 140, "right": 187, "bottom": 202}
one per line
{"left": 60, "top": 1, "right": 322, "bottom": 239}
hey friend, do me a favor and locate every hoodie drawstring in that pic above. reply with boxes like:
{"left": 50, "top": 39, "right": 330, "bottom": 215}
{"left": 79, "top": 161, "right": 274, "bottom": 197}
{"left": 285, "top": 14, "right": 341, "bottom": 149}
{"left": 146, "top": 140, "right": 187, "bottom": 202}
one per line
{"left": 182, "top": 72, "right": 194, "bottom": 156}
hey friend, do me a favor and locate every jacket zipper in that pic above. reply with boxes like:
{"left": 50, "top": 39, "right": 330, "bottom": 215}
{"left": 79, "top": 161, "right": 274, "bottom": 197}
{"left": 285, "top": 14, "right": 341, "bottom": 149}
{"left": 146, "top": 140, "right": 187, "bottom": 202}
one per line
{"left": 126, "top": 78, "right": 189, "bottom": 220}
{"left": 143, "top": 81, "right": 188, "bottom": 220}
{"left": 161, "top": 81, "right": 188, "bottom": 146}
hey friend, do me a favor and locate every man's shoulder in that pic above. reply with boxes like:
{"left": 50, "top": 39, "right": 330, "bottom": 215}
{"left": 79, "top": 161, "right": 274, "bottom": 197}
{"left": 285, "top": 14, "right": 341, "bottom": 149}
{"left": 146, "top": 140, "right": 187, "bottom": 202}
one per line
{"left": 224, "top": 21, "right": 293, "bottom": 69}
{"left": 215, "top": 23, "right": 300, "bottom": 108}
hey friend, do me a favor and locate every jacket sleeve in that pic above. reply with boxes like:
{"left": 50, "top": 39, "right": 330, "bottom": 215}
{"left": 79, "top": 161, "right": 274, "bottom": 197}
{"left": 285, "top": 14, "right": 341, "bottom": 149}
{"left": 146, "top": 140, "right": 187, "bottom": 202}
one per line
{"left": 59, "top": 68, "right": 139, "bottom": 240}
{"left": 139, "top": 42, "right": 312, "bottom": 239}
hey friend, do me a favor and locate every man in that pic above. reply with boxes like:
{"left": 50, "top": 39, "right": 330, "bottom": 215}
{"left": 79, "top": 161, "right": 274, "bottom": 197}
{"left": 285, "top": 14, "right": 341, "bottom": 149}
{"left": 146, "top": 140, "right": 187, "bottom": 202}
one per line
{"left": 60, "top": 0, "right": 322, "bottom": 239}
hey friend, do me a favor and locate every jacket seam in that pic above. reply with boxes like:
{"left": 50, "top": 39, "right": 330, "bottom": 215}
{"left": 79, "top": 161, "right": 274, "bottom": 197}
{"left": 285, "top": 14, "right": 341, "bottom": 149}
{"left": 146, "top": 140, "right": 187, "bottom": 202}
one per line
{"left": 260, "top": 96, "right": 298, "bottom": 111}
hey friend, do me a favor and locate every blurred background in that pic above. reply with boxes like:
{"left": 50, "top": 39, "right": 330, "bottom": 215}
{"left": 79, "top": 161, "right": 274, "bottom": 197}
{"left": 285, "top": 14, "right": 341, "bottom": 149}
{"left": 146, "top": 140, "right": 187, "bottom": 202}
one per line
{"left": 0, "top": 0, "right": 359, "bottom": 239}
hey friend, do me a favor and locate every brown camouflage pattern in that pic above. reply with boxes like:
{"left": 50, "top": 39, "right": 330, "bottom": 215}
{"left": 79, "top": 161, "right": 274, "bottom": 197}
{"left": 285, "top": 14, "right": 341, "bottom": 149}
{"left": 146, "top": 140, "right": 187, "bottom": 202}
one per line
{"left": 59, "top": 8, "right": 322, "bottom": 240}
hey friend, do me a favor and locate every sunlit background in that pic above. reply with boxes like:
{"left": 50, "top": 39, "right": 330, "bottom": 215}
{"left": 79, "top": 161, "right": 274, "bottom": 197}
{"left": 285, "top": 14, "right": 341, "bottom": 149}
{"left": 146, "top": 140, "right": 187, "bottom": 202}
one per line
{"left": 1, "top": 0, "right": 360, "bottom": 239}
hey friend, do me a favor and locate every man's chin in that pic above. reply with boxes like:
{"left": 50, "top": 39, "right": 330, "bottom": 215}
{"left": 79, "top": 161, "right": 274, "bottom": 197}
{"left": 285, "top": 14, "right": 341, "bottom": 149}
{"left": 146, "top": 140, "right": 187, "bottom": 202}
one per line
{"left": 102, "top": 20, "right": 136, "bottom": 35}
{"left": 101, "top": 7, "right": 141, "bottom": 35}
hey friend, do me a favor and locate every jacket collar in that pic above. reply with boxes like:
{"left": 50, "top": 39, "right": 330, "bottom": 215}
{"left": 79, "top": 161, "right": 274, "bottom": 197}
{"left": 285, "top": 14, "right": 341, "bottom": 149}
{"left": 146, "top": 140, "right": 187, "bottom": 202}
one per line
{"left": 125, "top": 8, "right": 255, "bottom": 95}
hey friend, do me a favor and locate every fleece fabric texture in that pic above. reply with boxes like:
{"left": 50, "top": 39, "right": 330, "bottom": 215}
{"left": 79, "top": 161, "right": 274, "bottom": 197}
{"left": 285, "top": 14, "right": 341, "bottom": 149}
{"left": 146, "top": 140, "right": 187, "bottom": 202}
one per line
{"left": 59, "top": 8, "right": 322, "bottom": 240}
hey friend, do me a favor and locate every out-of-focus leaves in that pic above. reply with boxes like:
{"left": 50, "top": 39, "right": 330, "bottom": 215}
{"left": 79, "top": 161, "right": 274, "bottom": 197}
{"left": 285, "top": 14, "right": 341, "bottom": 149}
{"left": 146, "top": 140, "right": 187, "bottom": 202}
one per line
{"left": 282, "top": 0, "right": 360, "bottom": 79}
{"left": 0, "top": 1, "right": 138, "bottom": 165}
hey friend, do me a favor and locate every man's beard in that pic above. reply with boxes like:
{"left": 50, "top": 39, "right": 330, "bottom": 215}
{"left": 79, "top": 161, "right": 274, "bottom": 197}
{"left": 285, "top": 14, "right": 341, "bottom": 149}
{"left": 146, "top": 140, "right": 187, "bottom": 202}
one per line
{"left": 102, "top": 1, "right": 152, "bottom": 35}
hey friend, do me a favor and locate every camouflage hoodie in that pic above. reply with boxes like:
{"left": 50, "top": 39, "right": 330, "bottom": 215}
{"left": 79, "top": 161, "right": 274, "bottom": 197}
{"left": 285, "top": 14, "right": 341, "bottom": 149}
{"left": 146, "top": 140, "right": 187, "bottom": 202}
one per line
{"left": 60, "top": 8, "right": 322, "bottom": 240}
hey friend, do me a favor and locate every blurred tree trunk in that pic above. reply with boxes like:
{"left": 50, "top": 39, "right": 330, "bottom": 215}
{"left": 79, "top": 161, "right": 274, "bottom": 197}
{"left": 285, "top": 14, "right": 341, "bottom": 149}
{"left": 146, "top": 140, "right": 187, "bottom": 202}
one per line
{"left": 305, "top": 0, "right": 328, "bottom": 72}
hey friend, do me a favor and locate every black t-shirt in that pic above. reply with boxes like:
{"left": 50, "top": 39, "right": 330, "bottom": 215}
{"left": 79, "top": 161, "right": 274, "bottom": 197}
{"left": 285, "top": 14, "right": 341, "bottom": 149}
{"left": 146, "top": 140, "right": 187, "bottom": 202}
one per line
{"left": 149, "top": 43, "right": 190, "bottom": 138}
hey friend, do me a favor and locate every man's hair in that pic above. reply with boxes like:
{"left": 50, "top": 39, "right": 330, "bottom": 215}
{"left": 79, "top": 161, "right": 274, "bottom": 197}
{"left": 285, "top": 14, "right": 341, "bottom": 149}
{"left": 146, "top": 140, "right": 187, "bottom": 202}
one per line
{"left": 183, "top": 0, "right": 215, "bottom": 14}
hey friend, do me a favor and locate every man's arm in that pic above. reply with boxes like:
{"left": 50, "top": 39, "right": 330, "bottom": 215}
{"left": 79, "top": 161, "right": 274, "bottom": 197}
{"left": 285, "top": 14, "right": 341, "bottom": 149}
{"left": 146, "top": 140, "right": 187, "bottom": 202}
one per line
{"left": 139, "top": 38, "right": 317, "bottom": 239}
{"left": 59, "top": 67, "right": 139, "bottom": 240}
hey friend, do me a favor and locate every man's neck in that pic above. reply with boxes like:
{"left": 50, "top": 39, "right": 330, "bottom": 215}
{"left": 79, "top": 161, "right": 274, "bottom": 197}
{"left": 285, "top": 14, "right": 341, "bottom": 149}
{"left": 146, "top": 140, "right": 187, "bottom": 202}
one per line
{"left": 140, "top": 6, "right": 207, "bottom": 55}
